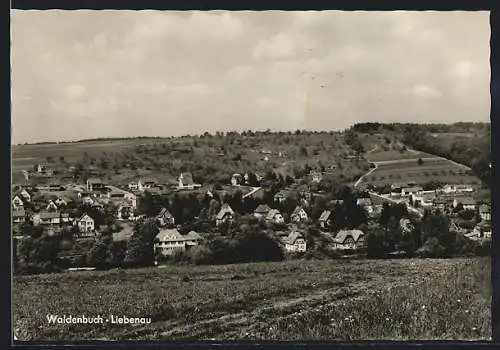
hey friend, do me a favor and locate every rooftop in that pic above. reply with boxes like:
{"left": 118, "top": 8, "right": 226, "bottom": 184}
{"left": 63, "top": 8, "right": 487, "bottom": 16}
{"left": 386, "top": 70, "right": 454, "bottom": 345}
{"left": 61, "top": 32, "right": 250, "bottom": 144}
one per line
{"left": 319, "top": 210, "right": 331, "bottom": 221}
{"left": 334, "top": 229, "right": 365, "bottom": 244}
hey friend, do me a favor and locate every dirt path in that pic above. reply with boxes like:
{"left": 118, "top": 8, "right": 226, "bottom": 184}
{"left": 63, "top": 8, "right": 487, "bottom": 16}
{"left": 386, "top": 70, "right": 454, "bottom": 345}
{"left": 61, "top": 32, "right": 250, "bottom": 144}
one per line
{"left": 142, "top": 262, "right": 451, "bottom": 340}
{"left": 354, "top": 165, "right": 377, "bottom": 188}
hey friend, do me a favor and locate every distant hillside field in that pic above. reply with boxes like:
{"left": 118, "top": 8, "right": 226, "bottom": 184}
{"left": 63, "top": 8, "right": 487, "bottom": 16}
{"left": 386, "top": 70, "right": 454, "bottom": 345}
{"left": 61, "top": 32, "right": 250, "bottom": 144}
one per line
{"left": 11, "top": 132, "right": 369, "bottom": 186}
{"left": 360, "top": 158, "right": 479, "bottom": 187}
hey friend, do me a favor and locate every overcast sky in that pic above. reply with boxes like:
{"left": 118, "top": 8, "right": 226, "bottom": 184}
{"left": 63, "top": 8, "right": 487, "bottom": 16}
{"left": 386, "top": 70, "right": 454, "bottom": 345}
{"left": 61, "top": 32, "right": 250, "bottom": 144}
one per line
{"left": 11, "top": 10, "right": 490, "bottom": 144}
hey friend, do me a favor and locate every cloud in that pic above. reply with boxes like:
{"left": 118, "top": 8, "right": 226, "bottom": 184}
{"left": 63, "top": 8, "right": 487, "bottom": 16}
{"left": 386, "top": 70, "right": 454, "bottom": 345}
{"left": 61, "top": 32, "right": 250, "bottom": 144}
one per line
{"left": 66, "top": 83, "right": 87, "bottom": 100}
{"left": 452, "top": 61, "right": 477, "bottom": 79}
{"left": 253, "top": 32, "right": 306, "bottom": 60}
{"left": 412, "top": 85, "right": 442, "bottom": 99}
{"left": 256, "top": 97, "right": 277, "bottom": 107}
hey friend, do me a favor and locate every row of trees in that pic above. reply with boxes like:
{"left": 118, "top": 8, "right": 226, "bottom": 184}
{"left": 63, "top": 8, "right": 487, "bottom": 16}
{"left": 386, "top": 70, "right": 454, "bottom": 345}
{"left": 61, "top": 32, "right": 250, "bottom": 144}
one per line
{"left": 137, "top": 184, "right": 369, "bottom": 231}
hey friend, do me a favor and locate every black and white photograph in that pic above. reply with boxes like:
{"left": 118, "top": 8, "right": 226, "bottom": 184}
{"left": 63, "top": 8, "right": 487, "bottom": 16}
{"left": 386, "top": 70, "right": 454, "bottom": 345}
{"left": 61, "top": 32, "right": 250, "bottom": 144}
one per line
{"left": 11, "top": 10, "right": 492, "bottom": 341}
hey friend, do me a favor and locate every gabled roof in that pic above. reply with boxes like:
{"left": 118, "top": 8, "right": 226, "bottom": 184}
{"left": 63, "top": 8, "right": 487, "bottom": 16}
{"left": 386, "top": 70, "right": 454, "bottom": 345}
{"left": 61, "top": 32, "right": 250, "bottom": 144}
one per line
{"left": 319, "top": 210, "right": 331, "bottom": 221}
{"left": 274, "top": 189, "right": 294, "bottom": 197}
{"left": 455, "top": 197, "right": 476, "bottom": 206}
{"left": 157, "top": 207, "right": 174, "bottom": 218}
{"left": 185, "top": 231, "right": 203, "bottom": 241}
{"left": 266, "top": 208, "right": 282, "bottom": 220}
{"left": 216, "top": 204, "right": 234, "bottom": 219}
{"left": 334, "top": 230, "right": 365, "bottom": 244}
{"left": 292, "top": 206, "right": 306, "bottom": 216}
{"left": 13, "top": 207, "right": 26, "bottom": 217}
{"left": 391, "top": 182, "right": 408, "bottom": 190}
{"left": 141, "top": 177, "right": 157, "bottom": 184}
{"left": 13, "top": 195, "right": 24, "bottom": 203}
{"left": 156, "top": 228, "right": 202, "bottom": 242}
{"left": 255, "top": 204, "right": 271, "bottom": 214}
{"left": 156, "top": 228, "right": 182, "bottom": 241}
{"left": 38, "top": 210, "right": 66, "bottom": 219}
{"left": 20, "top": 189, "right": 31, "bottom": 196}
{"left": 433, "top": 196, "right": 454, "bottom": 204}
{"left": 87, "top": 177, "right": 104, "bottom": 184}
{"left": 283, "top": 231, "right": 305, "bottom": 245}
{"left": 479, "top": 204, "right": 491, "bottom": 213}
{"left": 77, "top": 213, "right": 94, "bottom": 222}
{"left": 356, "top": 198, "right": 372, "bottom": 206}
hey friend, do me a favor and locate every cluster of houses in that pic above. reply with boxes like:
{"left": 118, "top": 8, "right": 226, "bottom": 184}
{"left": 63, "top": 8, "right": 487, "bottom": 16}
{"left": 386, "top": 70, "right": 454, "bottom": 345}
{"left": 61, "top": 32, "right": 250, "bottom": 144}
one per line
{"left": 11, "top": 177, "right": 140, "bottom": 237}
{"left": 13, "top": 155, "right": 492, "bottom": 265}
{"left": 126, "top": 172, "right": 202, "bottom": 192}
{"left": 385, "top": 182, "right": 491, "bottom": 241}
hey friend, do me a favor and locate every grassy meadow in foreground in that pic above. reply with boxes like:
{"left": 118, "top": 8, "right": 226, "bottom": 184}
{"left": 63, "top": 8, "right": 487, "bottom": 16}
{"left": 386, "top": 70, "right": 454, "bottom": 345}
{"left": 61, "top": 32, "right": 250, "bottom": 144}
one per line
{"left": 13, "top": 257, "right": 491, "bottom": 341}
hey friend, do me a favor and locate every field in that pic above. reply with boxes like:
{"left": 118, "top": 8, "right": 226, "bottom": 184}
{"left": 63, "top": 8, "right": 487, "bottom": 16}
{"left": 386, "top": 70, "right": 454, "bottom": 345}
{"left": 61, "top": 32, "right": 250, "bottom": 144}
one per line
{"left": 12, "top": 139, "right": 163, "bottom": 170}
{"left": 365, "top": 149, "right": 432, "bottom": 163}
{"left": 360, "top": 158, "right": 480, "bottom": 187}
{"left": 13, "top": 257, "right": 491, "bottom": 341}
{"left": 11, "top": 133, "right": 369, "bottom": 186}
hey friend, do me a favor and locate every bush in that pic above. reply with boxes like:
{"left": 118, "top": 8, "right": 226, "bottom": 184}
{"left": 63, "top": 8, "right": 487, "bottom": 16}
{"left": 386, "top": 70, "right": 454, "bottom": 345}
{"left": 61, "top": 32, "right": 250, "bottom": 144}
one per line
{"left": 416, "top": 237, "right": 446, "bottom": 258}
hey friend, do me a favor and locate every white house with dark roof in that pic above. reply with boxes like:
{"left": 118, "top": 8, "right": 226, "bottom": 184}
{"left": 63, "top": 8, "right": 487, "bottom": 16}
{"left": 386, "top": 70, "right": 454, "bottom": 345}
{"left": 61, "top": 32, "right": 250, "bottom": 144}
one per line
{"left": 266, "top": 209, "right": 285, "bottom": 224}
{"left": 32, "top": 211, "right": 70, "bottom": 226}
{"left": 128, "top": 181, "right": 139, "bottom": 191}
{"left": 156, "top": 207, "right": 175, "bottom": 227}
{"left": 231, "top": 173, "right": 243, "bottom": 186}
{"left": 12, "top": 196, "right": 24, "bottom": 209}
{"left": 86, "top": 178, "right": 106, "bottom": 192}
{"left": 453, "top": 197, "right": 477, "bottom": 211}
{"left": 282, "top": 231, "right": 307, "bottom": 252}
{"left": 75, "top": 213, "right": 95, "bottom": 233}
{"left": 254, "top": 204, "right": 271, "bottom": 219}
{"left": 332, "top": 230, "right": 365, "bottom": 250}
{"left": 155, "top": 229, "right": 202, "bottom": 256}
{"left": 441, "top": 184, "right": 474, "bottom": 194}
{"left": 138, "top": 178, "right": 157, "bottom": 192}
{"left": 12, "top": 207, "right": 26, "bottom": 224}
{"left": 107, "top": 185, "right": 137, "bottom": 208}
{"left": 291, "top": 206, "right": 308, "bottom": 223}
{"left": 479, "top": 204, "right": 491, "bottom": 222}
{"left": 216, "top": 204, "right": 234, "bottom": 226}
{"left": 178, "top": 172, "right": 201, "bottom": 190}
{"left": 401, "top": 186, "right": 423, "bottom": 197}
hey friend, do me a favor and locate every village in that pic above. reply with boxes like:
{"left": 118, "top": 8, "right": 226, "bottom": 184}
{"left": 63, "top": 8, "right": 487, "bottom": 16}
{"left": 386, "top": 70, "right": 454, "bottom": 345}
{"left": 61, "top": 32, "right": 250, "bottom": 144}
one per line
{"left": 12, "top": 153, "right": 491, "bottom": 269}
